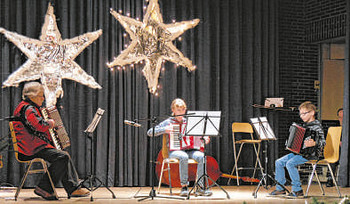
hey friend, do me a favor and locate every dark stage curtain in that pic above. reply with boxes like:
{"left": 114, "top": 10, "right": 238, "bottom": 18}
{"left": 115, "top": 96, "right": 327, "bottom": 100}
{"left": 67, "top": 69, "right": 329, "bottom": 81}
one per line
{"left": 339, "top": 0, "right": 350, "bottom": 187}
{"left": 0, "top": 0, "right": 279, "bottom": 187}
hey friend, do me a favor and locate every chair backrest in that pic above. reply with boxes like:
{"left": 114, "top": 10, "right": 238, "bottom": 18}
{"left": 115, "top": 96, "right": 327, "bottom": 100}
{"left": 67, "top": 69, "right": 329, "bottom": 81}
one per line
{"left": 162, "top": 134, "right": 169, "bottom": 159}
{"left": 232, "top": 122, "right": 254, "bottom": 140}
{"left": 323, "top": 126, "right": 342, "bottom": 163}
{"left": 232, "top": 122, "right": 254, "bottom": 133}
{"left": 9, "top": 121, "right": 26, "bottom": 163}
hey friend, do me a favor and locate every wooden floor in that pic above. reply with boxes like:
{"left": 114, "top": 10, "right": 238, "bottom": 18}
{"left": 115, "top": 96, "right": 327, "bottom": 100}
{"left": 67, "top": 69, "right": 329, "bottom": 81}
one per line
{"left": 0, "top": 184, "right": 347, "bottom": 203}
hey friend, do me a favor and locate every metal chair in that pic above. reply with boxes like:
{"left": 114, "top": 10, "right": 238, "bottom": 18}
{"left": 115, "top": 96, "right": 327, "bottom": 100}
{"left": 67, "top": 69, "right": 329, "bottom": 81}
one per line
{"left": 9, "top": 121, "right": 58, "bottom": 201}
{"left": 227, "top": 122, "right": 264, "bottom": 185}
{"left": 157, "top": 135, "right": 198, "bottom": 195}
{"left": 304, "top": 126, "right": 342, "bottom": 197}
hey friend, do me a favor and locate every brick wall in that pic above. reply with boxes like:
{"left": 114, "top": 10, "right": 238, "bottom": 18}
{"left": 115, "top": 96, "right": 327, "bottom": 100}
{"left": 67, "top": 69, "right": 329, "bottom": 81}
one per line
{"left": 277, "top": 0, "right": 346, "bottom": 157}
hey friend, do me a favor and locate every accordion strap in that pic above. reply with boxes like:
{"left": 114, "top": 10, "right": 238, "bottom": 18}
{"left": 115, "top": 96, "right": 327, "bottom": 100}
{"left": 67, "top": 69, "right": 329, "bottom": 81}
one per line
{"left": 19, "top": 105, "right": 51, "bottom": 144}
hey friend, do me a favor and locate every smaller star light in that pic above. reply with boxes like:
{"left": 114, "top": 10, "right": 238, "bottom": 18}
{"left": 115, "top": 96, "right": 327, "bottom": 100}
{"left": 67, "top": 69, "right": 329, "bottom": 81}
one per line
{"left": 107, "top": 0, "right": 199, "bottom": 94}
{"left": 0, "top": 3, "right": 102, "bottom": 107}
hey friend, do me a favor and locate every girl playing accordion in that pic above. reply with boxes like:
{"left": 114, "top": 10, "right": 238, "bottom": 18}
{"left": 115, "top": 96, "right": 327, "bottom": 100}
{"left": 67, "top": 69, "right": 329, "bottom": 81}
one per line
{"left": 147, "top": 98, "right": 211, "bottom": 197}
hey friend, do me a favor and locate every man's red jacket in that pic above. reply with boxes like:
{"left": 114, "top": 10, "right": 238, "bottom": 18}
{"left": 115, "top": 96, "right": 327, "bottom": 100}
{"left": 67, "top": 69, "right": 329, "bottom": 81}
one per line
{"left": 12, "top": 100, "right": 54, "bottom": 156}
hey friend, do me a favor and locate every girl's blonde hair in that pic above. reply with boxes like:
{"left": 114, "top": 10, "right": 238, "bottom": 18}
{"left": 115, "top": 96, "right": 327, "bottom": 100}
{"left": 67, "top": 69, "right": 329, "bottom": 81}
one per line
{"left": 22, "top": 82, "right": 44, "bottom": 100}
{"left": 171, "top": 98, "right": 187, "bottom": 111}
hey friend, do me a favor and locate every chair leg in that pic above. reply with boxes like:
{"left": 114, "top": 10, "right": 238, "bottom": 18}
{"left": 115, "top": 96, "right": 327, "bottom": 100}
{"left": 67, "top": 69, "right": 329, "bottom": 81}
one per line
{"left": 228, "top": 143, "right": 242, "bottom": 185}
{"left": 253, "top": 144, "right": 266, "bottom": 185}
{"left": 252, "top": 143, "right": 259, "bottom": 178}
{"left": 228, "top": 141, "right": 240, "bottom": 185}
{"left": 252, "top": 144, "right": 264, "bottom": 177}
{"left": 15, "top": 161, "right": 35, "bottom": 201}
{"left": 336, "top": 164, "right": 340, "bottom": 181}
{"left": 305, "top": 163, "right": 317, "bottom": 197}
{"left": 328, "top": 164, "right": 342, "bottom": 197}
{"left": 314, "top": 168, "right": 325, "bottom": 195}
{"left": 157, "top": 160, "right": 166, "bottom": 194}
{"left": 234, "top": 144, "right": 245, "bottom": 185}
{"left": 167, "top": 162, "right": 173, "bottom": 195}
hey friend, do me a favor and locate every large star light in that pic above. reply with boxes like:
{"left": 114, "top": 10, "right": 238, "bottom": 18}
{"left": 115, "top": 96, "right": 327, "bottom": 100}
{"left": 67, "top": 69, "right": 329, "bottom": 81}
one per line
{"left": 0, "top": 3, "right": 102, "bottom": 107}
{"left": 107, "top": 0, "right": 199, "bottom": 94}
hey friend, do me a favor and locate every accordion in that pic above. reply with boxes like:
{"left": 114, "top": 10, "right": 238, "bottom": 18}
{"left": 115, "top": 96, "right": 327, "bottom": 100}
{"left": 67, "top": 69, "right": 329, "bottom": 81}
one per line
{"left": 168, "top": 124, "right": 203, "bottom": 151}
{"left": 285, "top": 123, "right": 315, "bottom": 155}
{"left": 41, "top": 106, "right": 70, "bottom": 150}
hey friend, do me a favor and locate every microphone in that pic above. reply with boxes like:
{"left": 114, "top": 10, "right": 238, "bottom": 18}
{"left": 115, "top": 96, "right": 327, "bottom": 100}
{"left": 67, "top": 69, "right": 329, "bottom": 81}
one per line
{"left": 0, "top": 116, "right": 20, "bottom": 121}
{"left": 124, "top": 120, "right": 141, "bottom": 127}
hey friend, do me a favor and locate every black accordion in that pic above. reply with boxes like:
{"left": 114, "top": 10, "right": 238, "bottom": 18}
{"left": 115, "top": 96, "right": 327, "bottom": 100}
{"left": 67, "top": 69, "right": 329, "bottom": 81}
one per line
{"left": 285, "top": 123, "right": 316, "bottom": 156}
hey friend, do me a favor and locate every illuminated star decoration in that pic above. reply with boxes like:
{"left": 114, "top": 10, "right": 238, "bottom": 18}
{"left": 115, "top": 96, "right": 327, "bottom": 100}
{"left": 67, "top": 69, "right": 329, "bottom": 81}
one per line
{"left": 107, "top": 0, "right": 199, "bottom": 94}
{"left": 0, "top": 3, "right": 102, "bottom": 107}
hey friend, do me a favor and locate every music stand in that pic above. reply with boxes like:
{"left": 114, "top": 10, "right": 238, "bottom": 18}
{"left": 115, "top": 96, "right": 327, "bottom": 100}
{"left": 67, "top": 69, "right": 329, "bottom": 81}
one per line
{"left": 185, "top": 111, "right": 230, "bottom": 199}
{"left": 81, "top": 108, "right": 116, "bottom": 201}
{"left": 250, "top": 117, "right": 289, "bottom": 198}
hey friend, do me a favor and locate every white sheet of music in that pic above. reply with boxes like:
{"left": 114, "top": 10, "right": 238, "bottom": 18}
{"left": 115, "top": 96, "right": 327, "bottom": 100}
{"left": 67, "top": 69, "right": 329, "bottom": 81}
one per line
{"left": 185, "top": 111, "right": 221, "bottom": 136}
{"left": 250, "top": 117, "right": 276, "bottom": 140}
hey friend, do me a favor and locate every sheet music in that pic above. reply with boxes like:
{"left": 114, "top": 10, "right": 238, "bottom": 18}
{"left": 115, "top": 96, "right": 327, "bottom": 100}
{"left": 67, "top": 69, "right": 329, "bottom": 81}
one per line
{"left": 250, "top": 117, "right": 276, "bottom": 140}
{"left": 185, "top": 111, "right": 221, "bottom": 136}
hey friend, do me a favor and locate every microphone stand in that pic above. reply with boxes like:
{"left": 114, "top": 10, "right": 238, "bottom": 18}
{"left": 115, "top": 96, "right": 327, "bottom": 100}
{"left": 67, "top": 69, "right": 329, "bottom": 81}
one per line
{"left": 128, "top": 116, "right": 184, "bottom": 201}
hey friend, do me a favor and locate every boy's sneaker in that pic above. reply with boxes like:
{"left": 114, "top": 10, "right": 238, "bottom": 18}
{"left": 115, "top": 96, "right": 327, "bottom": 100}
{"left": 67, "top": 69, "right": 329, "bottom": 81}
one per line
{"left": 287, "top": 190, "right": 304, "bottom": 197}
{"left": 179, "top": 186, "right": 188, "bottom": 197}
{"left": 268, "top": 190, "right": 286, "bottom": 196}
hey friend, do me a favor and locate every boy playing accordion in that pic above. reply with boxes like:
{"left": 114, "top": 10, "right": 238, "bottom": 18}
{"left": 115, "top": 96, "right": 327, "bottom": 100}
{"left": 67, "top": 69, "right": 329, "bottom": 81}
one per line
{"left": 269, "top": 101, "right": 326, "bottom": 197}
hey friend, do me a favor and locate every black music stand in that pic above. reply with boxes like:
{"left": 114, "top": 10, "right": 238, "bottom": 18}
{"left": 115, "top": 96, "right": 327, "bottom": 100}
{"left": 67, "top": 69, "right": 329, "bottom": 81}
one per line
{"left": 80, "top": 108, "right": 116, "bottom": 201}
{"left": 185, "top": 111, "right": 230, "bottom": 199}
{"left": 250, "top": 117, "right": 289, "bottom": 198}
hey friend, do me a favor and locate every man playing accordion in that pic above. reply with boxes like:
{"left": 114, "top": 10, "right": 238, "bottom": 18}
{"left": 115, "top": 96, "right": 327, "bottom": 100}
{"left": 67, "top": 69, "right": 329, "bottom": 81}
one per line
{"left": 269, "top": 101, "right": 326, "bottom": 197}
{"left": 12, "top": 82, "right": 89, "bottom": 200}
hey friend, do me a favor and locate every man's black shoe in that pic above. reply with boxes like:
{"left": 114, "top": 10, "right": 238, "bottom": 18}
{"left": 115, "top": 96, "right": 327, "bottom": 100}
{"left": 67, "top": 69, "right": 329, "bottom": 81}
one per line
{"left": 34, "top": 187, "right": 58, "bottom": 200}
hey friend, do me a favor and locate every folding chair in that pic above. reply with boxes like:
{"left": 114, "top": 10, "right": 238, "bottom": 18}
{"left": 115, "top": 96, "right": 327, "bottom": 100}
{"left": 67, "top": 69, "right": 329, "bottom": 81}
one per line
{"left": 304, "top": 126, "right": 342, "bottom": 197}
{"left": 9, "top": 121, "right": 58, "bottom": 201}
{"left": 227, "top": 122, "right": 264, "bottom": 185}
{"left": 157, "top": 135, "right": 198, "bottom": 195}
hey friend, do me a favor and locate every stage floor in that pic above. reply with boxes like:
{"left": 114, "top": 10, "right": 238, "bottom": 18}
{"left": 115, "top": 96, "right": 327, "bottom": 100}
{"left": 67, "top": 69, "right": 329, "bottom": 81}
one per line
{"left": 0, "top": 185, "right": 347, "bottom": 203}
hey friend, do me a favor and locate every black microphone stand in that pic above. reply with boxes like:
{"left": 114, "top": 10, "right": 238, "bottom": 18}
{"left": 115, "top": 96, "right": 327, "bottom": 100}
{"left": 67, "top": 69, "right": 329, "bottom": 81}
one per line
{"left": 131, "top": 116, "right": 184, "bottom": 201}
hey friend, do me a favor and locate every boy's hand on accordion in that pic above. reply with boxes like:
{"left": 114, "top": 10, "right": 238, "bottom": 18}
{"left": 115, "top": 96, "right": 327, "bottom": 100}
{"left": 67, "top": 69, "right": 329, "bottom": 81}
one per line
{"left": 304, "top": 138, "right": 316, "bottom": 147}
